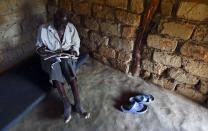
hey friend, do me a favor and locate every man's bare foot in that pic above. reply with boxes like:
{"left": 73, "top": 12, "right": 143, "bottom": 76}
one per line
{"left": 64, "top": 114, "right": 72, "bottom": 123}
{"left": 78, "top": 112, "right": 90, "bottom": 119}
{"left": 75, "top": 105, "right": 90, "bottom": 119}
{"left": 63, "top": 98, "right": 72, "bottom": 123}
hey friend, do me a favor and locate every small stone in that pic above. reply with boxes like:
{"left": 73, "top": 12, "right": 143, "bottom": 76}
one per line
{"left": 89, "top": 32, "right": 109, "bottom": 46}
{"left": 161, "top": 22, "right": 195, "bottom": 40}
{"left": 88, "top": 0, "right": 105, "bottom": 4}
{"left": 0, "top": 0, "right": 9, "bottom": 15}
{"left": 203, "top": 34, "right": 208, "bottom": 42}
{"left": 4, "top": 23, "right": 22, "bottom": 38}
{"left": 73, "top": 2, "right": 91, "bottom": 16}
{"left": 71, "top": 15, "right": 81, "bottom": 26}
{"left": 130, "top": 0, "right": 144, "bottom": 14}
{"left": 8, "top": 0, "right": 21, "bottom": 10}
{"left": 100, "top": 22, "right": 121, "bottom": 36}
{"left": 184, "top": 59, "right": 208, "bottom": 79}
{"left": 106, "top": 0, "right": 128, "bottom": 10}
{"left": 161, "top": 0, "right": 176, "bottom": 16}
{"left": 141, "top": 70, "right": 151, "bottom": 79}
{"left": 122, "top": 26, "right": 137, "bottom": 38}
{"left": 199, "top": 80, "right": 208, "bottom": 95}
{"left": 147, "top": 34, "right": 177, "bottom": 52}
{"left": 192, "top": 25, "right": 208, "bottom": 42}
{"left": 142, "top": 47, "right": 154, "bottom": 59}
{"left": 117, "top": 51, "right": 132, "bottom": 63}
{"left": 0, "top": 15, "right": 10, "bottom": 28}
{"left": 142, "top": 59, "right": 167, "bottom": 75}
{"left": 180, "top": 42, "right": 208, "bottom": 62}
{"left": 169, "top": 68, "right": 199, "bottom": 85}
{"left": 115, "top": 10, "right": 141, "bottom": 26}
{"left": 1, "top": 11, "right": 30, "bottom": 30}
{"left": 99, "top": 46, "right": 116, "bottom": 59}
{"left": 109, "top": 59, "right": 130, "bottom": 73}
{"left": 110, "top": 37, "right": 134, "bottom": 52}
{"left": 92, "top": 52, "right": 109, "bottom": 65}
{"left": 77, "top": 27, "right": 89, "bottom": 39}
{"left": 93, "top": 5, "right": 114, "bottom": 20}
{"left": 92, "top": 52, "right": 101, "bottom": 59}
{"left": 152, "top": 74, "right": 174, "bottom": 90}
{"left": 58, "top": 0, "right": 72, "bottom": 11}
{"left": 177, "top": 1, "right": 208, "bottom": 21}
{"left": 89, "top": 32, "right": 102, "bottom": 43}
{"left": 153, "top": 51, "right": 182, "bottom": 67}
{"left": 82, "top": 38, "right": 97, "bottom": 52}
{"left": 117, "top": 62, "right": 130, "bottom": 73}
{"left": 84, "top": 18, "right": 99, "bottom": 31}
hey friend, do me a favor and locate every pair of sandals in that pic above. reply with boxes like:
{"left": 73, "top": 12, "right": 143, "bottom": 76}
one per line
{"left": 121, "top": 94, "right": 154, "bottom": 114}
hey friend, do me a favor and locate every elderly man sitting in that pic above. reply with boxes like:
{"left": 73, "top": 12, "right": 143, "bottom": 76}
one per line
{"left": 36, "top": 9, "right": 90, "bottom": 123}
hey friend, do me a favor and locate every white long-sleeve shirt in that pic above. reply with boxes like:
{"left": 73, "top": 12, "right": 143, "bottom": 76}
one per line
{"left": 36, "top": 22, "right": 80, "bottom": 55}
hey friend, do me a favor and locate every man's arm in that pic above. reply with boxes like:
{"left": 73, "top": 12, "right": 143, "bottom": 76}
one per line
{"left": 63, "top": 48, "right": 77, "bottom": 56}
{"left": 69, "top": 24, "right": 80, "bottom": 56}
{"left": 36, "top": 25, "right": 61, "bottom": 58}
{"left": 36, "top": 46, "right": 55, "bottom": 57}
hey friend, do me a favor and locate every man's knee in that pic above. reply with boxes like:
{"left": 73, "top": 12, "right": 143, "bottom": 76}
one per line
{"left": 52, "top": 80, "right": 64, "bottom": 88}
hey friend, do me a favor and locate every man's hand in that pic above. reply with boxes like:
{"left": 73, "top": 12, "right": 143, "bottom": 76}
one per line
{"left": 36, "top": 46, "right": 54, "bottom": 57}
{"left": 54, "top": 49, "right": 62, "bottom": 54}
{"left": 64, "top": 49, "right": 77, "bottom": 56}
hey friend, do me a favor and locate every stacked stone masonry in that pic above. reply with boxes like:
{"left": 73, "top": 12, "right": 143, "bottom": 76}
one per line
{"left": 143, "top": 0, "right": 208, "bottom": 103}
{"left": 0, "top": 0, "right": 47, "bottom": 73}
{"left": 57, "top": 0, "right": 208, "bottom": 103}
{"left": 57, "top": 0, "right": 144, "bottom": 73}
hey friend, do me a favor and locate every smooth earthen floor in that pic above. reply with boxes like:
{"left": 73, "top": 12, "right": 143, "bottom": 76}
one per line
{"left": 11, "top": 59, "right": 208, "bottom": 131}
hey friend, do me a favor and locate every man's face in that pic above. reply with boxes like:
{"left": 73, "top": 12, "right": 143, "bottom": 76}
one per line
{"left": 54, "top": 12, "right": 68, "bottom": 30}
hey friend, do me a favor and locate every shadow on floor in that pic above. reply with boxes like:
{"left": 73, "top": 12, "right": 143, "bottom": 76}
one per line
{"left": 38, "top": 94, "right": 63, "bottom": 119}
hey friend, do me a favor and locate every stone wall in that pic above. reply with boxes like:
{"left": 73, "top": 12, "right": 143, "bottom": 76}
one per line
{"left": 57, "top": 0, "right": 144, "bottom": 73}
{"left": 142, "top": 0, "right": 208, "bottom": 103}
{"left": 57, "top": 0, "right": 208, "bottom": 103}
{"left": 0, "top": 0, "right": 47, "bottom": 73}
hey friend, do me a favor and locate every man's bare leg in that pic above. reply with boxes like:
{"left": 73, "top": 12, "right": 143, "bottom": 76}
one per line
{"left": 60, "top": 59, "right": 90, "bottom": 119}
{"left": 53, "top": 80, "right": 72, "bottom": 123}
{"left": 69, "top": 79, "right": 90, "bottom": 119}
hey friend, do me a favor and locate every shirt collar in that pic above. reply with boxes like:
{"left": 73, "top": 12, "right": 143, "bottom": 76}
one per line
{"left": 48, "top": 23, "right": 69, "bottom": 34}
{"left": 48, "top": 23, "right": 56, "bottom": 34}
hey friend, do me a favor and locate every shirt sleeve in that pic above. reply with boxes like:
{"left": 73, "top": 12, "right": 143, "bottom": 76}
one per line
{"left": 35, "top": 25, "right": 47, "bottom": 56}
{"left": 71, "top": 24, "right": 80, "bottom": 56}
{"left": 36, "top": 26, "right": 43, "bottom": 48}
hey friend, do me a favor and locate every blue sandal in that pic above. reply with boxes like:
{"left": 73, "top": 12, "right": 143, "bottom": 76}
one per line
{"left": 120, "top": 101, "right": 148, "bottom": 114}
{"left": 129, "top": 94, "right": 154, "bottom": 104}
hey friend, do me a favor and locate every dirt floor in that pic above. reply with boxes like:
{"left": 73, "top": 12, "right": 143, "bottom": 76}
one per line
{"left": 10, "top": 58, "right": 208, "bottom": 131}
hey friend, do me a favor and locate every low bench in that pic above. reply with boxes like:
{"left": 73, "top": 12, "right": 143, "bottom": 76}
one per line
{"left": 0, "top": 55, "right": 51, "bottom": 131}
